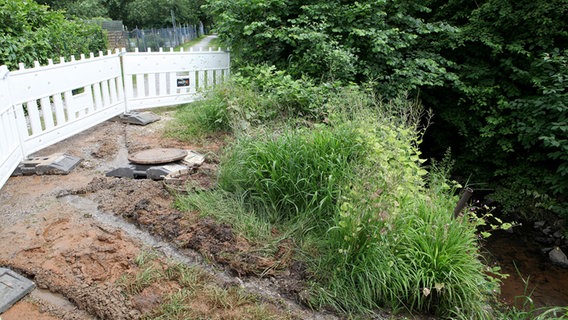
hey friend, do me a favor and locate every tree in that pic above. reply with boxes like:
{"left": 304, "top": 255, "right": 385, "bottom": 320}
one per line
{"left": 0, "top": 0, "right": 107, "bottom": 70}
{"left": 125, "top": 0, "right": 202, "bottom": 29}
{"left": 419, "top": 0, "right": 568, "bottom": 216}
{"left": 206, "top": 0, "right": 456, "bottom": 93}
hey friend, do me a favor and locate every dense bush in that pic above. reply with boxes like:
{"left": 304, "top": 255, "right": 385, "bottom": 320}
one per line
{"left": 0, "top": 0, "right": 107, "bottom": 70}
{"left": 206, "top": 0, "right": 456, "bottom": 94}
{"left": 419, "top": 0, "right": 568, "bottom": 217}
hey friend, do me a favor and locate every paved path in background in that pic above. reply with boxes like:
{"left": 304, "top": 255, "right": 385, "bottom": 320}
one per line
{"left": 192, "top": 34, "right": 218, "bottom": 50}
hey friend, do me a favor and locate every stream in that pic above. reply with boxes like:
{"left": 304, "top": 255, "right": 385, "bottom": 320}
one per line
{"left": 484, "top": 229, "right": 568, "bottom": 309}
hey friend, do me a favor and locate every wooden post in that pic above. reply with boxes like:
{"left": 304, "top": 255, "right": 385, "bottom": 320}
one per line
{"left": 453, "top": 187, "right": 473, "bottom": 218}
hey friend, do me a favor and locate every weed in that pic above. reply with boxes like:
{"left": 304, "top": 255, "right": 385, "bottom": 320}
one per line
{"left": 117, "top": 266, "right": 159, "bottom": 295}
{"left": 171, "top": 77, "right": 505, "bottom": 318}
{"left": 122, "top": 252, "right": 290, "bottom": 319}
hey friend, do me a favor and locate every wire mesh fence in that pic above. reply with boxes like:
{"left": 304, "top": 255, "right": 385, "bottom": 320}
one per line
{"left": 95, "top": 20, "right": 208, "bottom": 52}
{"left": 126, "top": 23, "right": 207, "bottom": 52}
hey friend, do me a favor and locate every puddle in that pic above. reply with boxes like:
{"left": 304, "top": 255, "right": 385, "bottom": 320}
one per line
{"left": 31, "top": 289, "right": 76, "bottom": 312}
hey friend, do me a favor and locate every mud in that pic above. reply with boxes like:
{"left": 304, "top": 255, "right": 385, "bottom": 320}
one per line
{"left": 66, "top": 175, "right": 295, "bottom": 277}
{"left": 0, "top": 113, "right": 319, "bottom": 319}
{"left": 0, "top": 115, "right": 208, "bottom": 319}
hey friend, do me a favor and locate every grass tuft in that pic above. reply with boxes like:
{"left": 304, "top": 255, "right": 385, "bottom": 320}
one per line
{"left": 218, "top": 124, "right": 365, "bottom": 229}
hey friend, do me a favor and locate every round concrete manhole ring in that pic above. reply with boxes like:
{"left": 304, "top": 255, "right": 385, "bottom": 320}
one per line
{"left": 128, "top": 148, "right": 188, "bottom": 164}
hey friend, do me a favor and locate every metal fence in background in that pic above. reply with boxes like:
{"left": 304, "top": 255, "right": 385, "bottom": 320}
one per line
{"left": 127, "top": 22, "right": 207, "bottom": 52}
{"left": 91, "top": 20, "right": 209, "bottom": 52}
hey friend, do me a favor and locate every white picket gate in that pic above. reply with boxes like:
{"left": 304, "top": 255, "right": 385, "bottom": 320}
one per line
{"left": 0, "top": 48, "right": 230, "bottom": 190}
{"left": 123, "top": 47, "right": 230, "bottom": 110}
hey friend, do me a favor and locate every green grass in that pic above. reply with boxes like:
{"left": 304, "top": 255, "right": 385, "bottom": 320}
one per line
{"left": 218, "top": 124, "right": 365, "bottom": 229}
{"left": 175, "top": 190, "right": 274, "bottom": 243}
{"left": 118, "top": 251, "right": 290, "bottom": 319}
{"left": 164, "top": 90, "right": 231, "bottom": 142}
{"left": 170, "top": 76, "right": 506, "bottom": 318}
{"left": 175, "top": 35, "right": 207, "bottom": 51}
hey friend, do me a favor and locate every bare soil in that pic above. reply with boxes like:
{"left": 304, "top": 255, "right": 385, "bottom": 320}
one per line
{"left": 0, "top": 112, "right": 330, "bottom": 320}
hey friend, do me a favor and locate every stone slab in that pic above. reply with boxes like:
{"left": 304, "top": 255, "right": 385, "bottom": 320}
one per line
{"left": 119, "top": 112, "right": 161, "bottom": 126}
{"left": 182, "top": 150, "right": 205, "bottom": 167}
{"left": 147, "top": 164, "right": 189, "bottom": 180}
{"left": 128, "top": 148, "right": 187, "bottom": 165}
{"left": 106, "top": 165, "right": 135, "bottom": 179}
{"left": 106, "top": 164, "right": 153, "bottom": 179}
{"left": 0, "top": 268, "right": 35, "bottom": 313}
{"left": 12, "top": 153, "right": 82, "bottom": 176}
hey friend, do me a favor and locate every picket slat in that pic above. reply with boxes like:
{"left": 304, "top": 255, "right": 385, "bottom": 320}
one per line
{"left": 101, "top": 79, "right": 111, "bottom": 107}
{"left": 93, "top": 83, "right": 103, "bottom": 111}
{"left": 53, "top": 93, "right": 66, "bottom": 125}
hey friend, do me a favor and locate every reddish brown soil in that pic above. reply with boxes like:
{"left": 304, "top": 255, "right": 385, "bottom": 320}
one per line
{"left": 0, "top": 113, "right": 304, "bottom": 319}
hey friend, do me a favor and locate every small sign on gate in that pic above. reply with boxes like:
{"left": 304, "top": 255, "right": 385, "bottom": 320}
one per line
{"left": 177, "top": 78, "right": 190, "bottom": 87}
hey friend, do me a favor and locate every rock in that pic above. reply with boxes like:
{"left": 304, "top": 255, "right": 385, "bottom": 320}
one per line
{"left": 549, "top": 247, "right": 568, "bottom": 268}
{"left": 535, "top": 236, "right": 555, "bottom": 244}
{"left": 534, "top": 221, "right": 546, "bottom": 229}
{"left": 553, "top": 231, "right": 564, "bottom": 239}
{"left": 182, "top": 150, "right": 205, "bottom": 167}
{"left": 542, "top": 226, "right": 552, "bottom": 235}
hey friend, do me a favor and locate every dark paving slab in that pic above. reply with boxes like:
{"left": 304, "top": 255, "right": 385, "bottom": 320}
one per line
{"left": 0, "top": 268, "right": 35, "bottom": 313}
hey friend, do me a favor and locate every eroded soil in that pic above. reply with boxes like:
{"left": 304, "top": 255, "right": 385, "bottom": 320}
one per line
{"left": 0, "top": 112, "right": 325, "bottom": 319}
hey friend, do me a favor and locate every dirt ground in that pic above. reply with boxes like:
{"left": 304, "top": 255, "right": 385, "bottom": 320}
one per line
{"left": 0, "top": 111, "right": 337, "bottom": 320}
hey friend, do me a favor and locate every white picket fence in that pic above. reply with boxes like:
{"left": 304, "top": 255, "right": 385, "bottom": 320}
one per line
{"left": 0, "top": 48, "right": 230, "bottom": 189}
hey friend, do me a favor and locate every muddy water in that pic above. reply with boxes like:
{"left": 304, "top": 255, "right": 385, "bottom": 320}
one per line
{"left": 484, "top": 230, "right": 568, "bottom": 308}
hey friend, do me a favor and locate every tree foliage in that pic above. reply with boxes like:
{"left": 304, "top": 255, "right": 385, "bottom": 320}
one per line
{"left": 125, "top": 0, "right": 201, "bottom": 28}
{"left": 420, "top": 0, "right": 568, "bottom": 215}
{"left": 0, "top": 0, "right": 107, "bottom": 70}
{"left": 38, "top": 0, "right": 209, "bottom": 28}
{"left": 208, "top": 0, "right": 568, "bottom": 217}
{"left": 206, "top": 0, "right": 457, "bottom": 94}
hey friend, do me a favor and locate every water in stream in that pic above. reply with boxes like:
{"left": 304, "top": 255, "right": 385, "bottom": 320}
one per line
{"left": 484, "top": 230, "right": 568, "bottom": 309}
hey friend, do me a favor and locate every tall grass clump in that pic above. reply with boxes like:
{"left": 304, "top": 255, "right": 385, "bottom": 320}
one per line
{"left": 302, "top": 96, "right": 499, "bottom": 318}
{"left": 218, "top": 124, "right": 366, "bottom": 229}
{"left": 311, "top": 183, "right": 498, "bottom": 318}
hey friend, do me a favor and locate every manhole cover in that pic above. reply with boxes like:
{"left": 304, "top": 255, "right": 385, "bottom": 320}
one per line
{"left": 128, "top": 148, "right": 188, "bottom": 165}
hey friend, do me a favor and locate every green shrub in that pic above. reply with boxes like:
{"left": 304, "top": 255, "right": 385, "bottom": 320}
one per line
{"left": 233, "top": 65, "right": 331, "bottom": 121}
{"left": 312, "top": 188, "right": 497, "bottom": 318}
{"left": 174, "top": 81, "right": 500, "bottom": 318}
